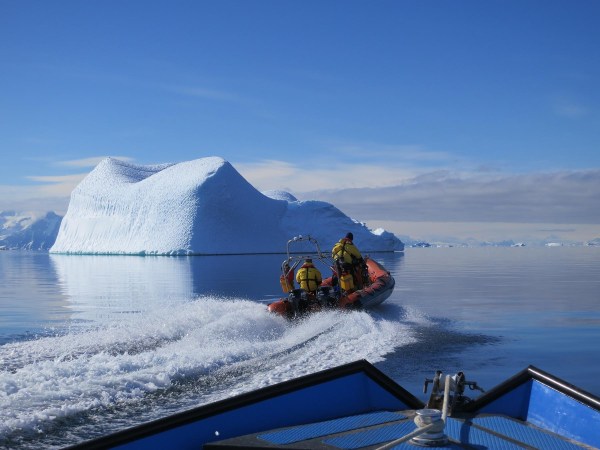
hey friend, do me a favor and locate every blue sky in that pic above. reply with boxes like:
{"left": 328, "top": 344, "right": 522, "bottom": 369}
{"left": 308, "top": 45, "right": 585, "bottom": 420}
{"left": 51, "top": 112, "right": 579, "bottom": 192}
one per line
{"left": 1, "top": 0, "right": 599, "bottom": 243}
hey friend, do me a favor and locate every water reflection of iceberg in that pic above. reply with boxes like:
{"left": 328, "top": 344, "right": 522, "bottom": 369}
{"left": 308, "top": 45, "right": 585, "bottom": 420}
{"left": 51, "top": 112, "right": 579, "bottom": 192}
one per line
{"left": 0, "top": 252, "right": 72, "bottom": 338}
{"left": 49, "top": 254, "right": 288, "bottom": 322}
{"left": 49, "top": 252, "right": 404, "bottom": 324}
{"left": 50, "top": 255, "right": 193, "bottom": 321}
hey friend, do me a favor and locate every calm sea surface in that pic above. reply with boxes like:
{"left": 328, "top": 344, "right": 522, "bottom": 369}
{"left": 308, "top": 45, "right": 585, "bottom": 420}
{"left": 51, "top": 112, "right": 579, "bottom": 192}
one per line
{"left": 0, "top": 247, "right": 599, "bottom": 449}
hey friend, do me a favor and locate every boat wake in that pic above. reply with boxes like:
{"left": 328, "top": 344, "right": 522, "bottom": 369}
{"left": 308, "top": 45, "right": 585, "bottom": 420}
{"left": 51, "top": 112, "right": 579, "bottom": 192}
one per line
{"left": 0, "top": 295, "right": 416, "bottom": 448}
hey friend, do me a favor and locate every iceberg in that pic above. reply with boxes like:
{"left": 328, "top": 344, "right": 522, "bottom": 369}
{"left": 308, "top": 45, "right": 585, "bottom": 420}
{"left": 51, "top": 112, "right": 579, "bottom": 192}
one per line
{"left": 50, "top": 157, "right": 403, "bottom": 255}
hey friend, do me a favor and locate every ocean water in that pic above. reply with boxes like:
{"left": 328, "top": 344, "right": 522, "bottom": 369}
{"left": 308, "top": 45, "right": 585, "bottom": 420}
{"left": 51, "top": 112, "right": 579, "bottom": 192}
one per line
{"left": 0, "top": 247, "right": 599, "bottom": 449}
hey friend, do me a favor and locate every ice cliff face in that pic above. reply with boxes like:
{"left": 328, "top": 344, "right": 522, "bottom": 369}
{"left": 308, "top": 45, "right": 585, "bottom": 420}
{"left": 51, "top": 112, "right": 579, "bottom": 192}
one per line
{"left": 50, "top": 157, "right": 404, "bottom": 255}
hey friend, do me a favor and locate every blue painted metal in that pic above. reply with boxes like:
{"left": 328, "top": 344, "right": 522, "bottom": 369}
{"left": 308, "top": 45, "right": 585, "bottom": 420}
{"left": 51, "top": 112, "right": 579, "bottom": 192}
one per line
{"left": 111, "top": 373, "right": 410, "bottom": 450}
{"left": 527, "top": 380, "right": 600, "bottom": 448}
{"left": 471, "top": 416, "right": 586, "bottom": 449}
{"left": 64, "top": 361, "right": 600, "bottom": 450}
{"left": 477, "top": 379, "right": 532, "bottom": 419}
{"left": 473, "top": 375, "right": 600, "bottom": 448}
{"left": 66, "top": 360, "right": 422, "bottom": 450}
{"left": 258, "top": 410, "right": 406, "bottom": 444}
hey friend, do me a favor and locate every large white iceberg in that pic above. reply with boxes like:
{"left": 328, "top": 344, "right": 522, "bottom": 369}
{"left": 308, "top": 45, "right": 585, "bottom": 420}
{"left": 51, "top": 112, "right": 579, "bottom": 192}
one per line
{"left": 50, "top": 157, "right": 404, "bottom": 255}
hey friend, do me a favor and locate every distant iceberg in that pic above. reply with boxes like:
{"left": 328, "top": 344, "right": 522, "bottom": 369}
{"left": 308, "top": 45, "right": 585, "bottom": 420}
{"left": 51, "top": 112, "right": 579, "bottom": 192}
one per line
{"left": 50, "top": 157, "right": 404, "bottom": 255}
{"left": 0, "top": 211, "right": 62, "bottom": 250}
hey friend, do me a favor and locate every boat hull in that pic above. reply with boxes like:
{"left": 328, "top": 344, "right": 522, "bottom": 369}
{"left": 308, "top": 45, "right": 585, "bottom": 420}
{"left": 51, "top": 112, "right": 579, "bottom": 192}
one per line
{"left": 65, "top": 361, "right": 600, "bottom": 450}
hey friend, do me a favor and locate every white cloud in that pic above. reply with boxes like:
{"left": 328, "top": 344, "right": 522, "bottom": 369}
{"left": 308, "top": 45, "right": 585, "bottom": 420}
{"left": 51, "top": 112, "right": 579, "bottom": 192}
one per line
{"left": 25, "top": 174, "right": 88, "bottom": 195}
{"left": 235, "top": 159, "right": 422, "bottom": 192}
{"left": 0, "top": 173, "right": 88, "bottom": 215}
{"left": 0, "top": 156, "right": 136, "bottom": 213}
{"left": 326, "top": 142, "right": 457, "bottom": 164}
{"left": 308, "top": 169, "right": 600, "bottom": 225}
{"left": 235, "top": 159, "right": 600, "bottom": 241}
{"left": 0, "top": 185, "right": 72, "bottom": 215}
{"left": 368, "top": 220, "right": 599, "bottom": 244}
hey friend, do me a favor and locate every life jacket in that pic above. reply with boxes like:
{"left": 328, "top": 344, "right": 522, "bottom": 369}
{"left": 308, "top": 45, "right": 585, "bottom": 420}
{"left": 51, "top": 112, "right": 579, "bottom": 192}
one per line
{"left": 296, "top": 263, "right": 322, "bottom": 292}
{"left": 332, "top": 238, "right": 362, "bottom": 264}
{"left": 280, "top": 269, "right": 295, "bottom": 293}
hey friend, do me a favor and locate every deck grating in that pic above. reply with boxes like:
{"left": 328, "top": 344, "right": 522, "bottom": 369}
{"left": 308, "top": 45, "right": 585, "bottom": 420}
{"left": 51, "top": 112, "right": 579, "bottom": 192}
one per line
{"left": 471, "top": 416, "right": 588, "bottom": 449}
{"left": 445, "top": 418, "right": 525, "bottom": 449}
{"left": 257, "top": 410, "right": 406, "bottom": 445}
{"left": 214, "top": 412, "right": 592, "bottom": 449}
{"left": 323, "top": 421, "right": 416, "bottom": 449}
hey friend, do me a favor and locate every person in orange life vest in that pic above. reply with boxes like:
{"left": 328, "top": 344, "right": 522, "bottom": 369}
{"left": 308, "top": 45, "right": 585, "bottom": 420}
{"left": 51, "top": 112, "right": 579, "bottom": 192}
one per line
{"left": 295, "top": 258, "right": 322, "bottom": 293}
{"left": 283, "top": 262, "right": 295, "bottom": 291}
{"left": 331, "top": 232, "right": 367, "bottom": 288}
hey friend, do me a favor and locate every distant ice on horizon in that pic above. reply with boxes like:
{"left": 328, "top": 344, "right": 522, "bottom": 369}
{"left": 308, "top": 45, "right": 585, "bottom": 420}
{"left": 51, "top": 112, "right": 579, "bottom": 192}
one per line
{"left": 50, "top": 157, "right": 404, "bottom": 255}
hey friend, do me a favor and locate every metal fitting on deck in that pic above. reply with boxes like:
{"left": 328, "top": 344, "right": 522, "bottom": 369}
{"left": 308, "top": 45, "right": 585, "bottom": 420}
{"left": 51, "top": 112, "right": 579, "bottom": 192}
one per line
{"left": 410, "top": 409, "right": 448, "bottom": 447}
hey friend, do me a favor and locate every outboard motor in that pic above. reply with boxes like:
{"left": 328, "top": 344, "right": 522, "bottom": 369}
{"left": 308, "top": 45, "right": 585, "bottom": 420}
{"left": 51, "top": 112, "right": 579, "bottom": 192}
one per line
{"left": 288, "top": 289, "right": 309, "bottom": 316}
{"left": 361, "top": 262, "right": 370, "bottom": 286}
{"left": 316, "top": 286, "right": 337, "bottom": 307}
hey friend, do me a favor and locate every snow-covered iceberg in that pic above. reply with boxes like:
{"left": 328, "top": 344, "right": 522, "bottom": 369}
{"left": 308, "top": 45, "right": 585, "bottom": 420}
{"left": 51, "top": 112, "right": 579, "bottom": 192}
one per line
{"left": 50, "top": 157, "right": 403, "bottom": 255}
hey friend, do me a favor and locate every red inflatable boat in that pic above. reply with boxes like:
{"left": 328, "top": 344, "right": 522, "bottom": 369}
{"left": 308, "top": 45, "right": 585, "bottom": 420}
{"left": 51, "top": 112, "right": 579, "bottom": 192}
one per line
{"left": 267, "top": 236, "right": 395, "bottom": 319}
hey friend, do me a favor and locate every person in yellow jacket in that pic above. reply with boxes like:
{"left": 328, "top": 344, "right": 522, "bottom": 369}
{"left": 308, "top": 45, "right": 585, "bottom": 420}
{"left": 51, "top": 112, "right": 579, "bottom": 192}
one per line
{"left": 332, "top": 232, "right": 368, "bottom": 289}
{"left": 331, "top": 232, "right": 362, "bottom": 264}
{"left": 296, "top": 258, "right": 322, "bottom": 293}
